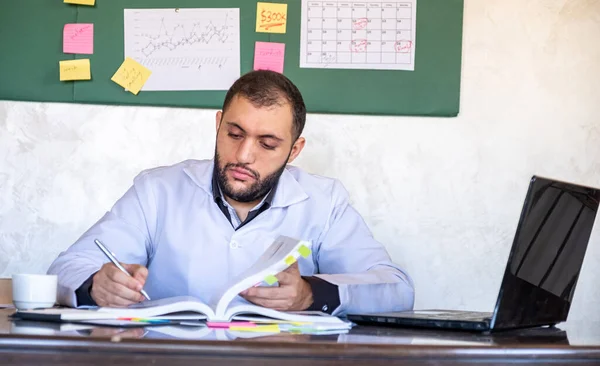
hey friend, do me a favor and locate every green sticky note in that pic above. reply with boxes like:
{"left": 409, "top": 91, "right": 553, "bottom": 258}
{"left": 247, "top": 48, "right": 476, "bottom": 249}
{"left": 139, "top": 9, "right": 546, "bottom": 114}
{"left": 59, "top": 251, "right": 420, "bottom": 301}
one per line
{"left": 264, "top": 274, "right": 278, "bottom": 285}
{"left": 285, "top": 255, "right": 296, "bottom": 266}
{"left": 298, "top": 244, "right": 311, "bottom": 258}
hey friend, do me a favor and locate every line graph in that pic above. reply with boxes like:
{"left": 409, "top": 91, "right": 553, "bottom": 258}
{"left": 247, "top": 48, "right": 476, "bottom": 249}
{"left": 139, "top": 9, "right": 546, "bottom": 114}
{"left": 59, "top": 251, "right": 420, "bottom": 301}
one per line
{"left": 124, "top": 8, "right": 240, "bottom": 91}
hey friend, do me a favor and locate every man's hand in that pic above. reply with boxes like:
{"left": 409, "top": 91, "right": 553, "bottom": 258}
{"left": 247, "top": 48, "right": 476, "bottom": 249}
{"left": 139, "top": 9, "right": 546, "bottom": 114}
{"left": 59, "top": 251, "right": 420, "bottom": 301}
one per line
{"left": 90, "top": 262, "right": 148, "bottom": 307}
{"left": 240, "top": 263, "right": 313, "bottom": 311}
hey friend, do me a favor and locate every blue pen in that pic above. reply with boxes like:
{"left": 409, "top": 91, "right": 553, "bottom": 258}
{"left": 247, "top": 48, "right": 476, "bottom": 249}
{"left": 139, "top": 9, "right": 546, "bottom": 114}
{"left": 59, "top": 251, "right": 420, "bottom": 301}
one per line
{"left": 94, "top": 238, "right": 151, "bottom": 301}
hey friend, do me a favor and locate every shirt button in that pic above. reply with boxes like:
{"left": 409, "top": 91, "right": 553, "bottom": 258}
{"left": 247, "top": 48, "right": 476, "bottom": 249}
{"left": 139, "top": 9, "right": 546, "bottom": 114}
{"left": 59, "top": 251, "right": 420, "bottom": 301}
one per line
{"left": 230, "top": 241, "right": 239, "bottom": 249}
{"left": 322, "top": 305, "right": 328, "bottom": 312}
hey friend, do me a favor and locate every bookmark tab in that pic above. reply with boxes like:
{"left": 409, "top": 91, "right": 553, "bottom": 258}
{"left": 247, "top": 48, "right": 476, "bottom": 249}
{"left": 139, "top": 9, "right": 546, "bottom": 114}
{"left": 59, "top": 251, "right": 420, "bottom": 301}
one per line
{"left": 64, "top": 0, "right": 95, "bottom": 5}
{"left": 284, "top": 255, "right": 296, "bottom": 266}
{"left": 256, "top": 2, "right": 288, "bottom": 34}
{"left": 111, "top": 57, "right": 152, "bottom": 95}
{"left": 264, "top": 274, "right": 278, "bottom": 285}
{"left": 298, "top": 244, "right": 311, "bottom": 258}
{"left": 59, "top": 59, "right": 91, "bottom": 81}
{"left": 63, "top": 24, "right": 94, "bottom": 54}
{"left": 230, "top": 324, "right": 280, "bottom": 333}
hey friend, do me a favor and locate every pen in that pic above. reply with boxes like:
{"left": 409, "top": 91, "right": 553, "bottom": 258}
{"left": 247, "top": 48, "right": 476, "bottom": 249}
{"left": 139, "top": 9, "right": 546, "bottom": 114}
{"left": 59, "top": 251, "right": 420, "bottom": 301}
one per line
{"left": 93, "top": 238, "right": 151, "bottom": 301}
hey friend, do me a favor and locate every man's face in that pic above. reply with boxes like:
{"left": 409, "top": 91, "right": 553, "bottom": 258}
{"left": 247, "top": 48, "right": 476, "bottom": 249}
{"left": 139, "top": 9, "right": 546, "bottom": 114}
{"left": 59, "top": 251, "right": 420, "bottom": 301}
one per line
{"left": 214, "top": 95, "right": 305, "bottom": 203}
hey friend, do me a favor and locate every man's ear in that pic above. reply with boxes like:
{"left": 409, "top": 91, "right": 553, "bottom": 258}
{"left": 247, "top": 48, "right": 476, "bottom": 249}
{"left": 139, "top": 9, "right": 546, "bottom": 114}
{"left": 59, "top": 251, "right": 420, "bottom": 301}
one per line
{"left": 287, "top": 137, "right": 306, "bottom": 164}
{"left": 215, "top": 111, "right": 223, "bottom": 132}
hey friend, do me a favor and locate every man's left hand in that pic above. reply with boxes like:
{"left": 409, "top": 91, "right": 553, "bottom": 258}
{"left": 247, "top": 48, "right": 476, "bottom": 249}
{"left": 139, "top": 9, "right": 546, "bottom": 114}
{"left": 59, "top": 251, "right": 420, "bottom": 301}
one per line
{"left": 240, "top": 263, "right": 313, "bottom": 311}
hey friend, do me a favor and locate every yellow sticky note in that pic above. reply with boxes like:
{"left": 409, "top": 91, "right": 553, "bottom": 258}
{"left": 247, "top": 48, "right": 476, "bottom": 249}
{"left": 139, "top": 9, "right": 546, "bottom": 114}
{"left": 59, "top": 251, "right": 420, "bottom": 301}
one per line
{"left": 298, "top": 244, "right": 311, "bottom": 258}
{"left": 230, "top": 324, "right": 280, "bottom": 333}
{"left": 111, "top": 57, "right": 152, "bottom": 95}
{"left": 64, "top": 0, "right": 96, "bottom": 5}
{"left": 59, "top": 59, "right": 91, "bottom": 81}
{"left": 256, "top": 2, "right": 288, "bottom": 34}
{"left": 264, "top": 274, "right": 278, "bottom": 285}
{"left": 284, "top": 255, "right": 296, "bottom": 266}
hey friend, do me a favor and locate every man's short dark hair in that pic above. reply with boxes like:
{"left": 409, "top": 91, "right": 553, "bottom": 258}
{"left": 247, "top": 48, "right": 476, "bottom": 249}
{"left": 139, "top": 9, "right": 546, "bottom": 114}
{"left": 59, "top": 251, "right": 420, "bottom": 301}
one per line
{"left": 222, "top": 70, "right": 306, "bottom": 141}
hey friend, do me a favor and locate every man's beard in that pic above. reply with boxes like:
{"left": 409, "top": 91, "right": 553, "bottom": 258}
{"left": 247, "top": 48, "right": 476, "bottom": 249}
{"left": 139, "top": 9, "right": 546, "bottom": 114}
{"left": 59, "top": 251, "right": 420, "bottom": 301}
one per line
{"left": 214, "top": 150, "right": 289, "bottom": 203}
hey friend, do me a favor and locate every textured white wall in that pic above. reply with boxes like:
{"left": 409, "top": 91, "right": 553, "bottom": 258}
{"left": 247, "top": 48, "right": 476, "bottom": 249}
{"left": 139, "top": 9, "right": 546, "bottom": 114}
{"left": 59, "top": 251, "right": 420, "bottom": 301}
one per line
{"left": 1, "top": 0, "right": 599, "bottom": 321}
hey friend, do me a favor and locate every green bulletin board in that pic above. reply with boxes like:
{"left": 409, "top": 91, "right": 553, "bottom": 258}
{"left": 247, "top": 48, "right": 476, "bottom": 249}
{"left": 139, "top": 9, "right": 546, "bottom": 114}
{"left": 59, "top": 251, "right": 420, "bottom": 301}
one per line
{"left": 0, "top": 0, "right": 464, "bottom": 116}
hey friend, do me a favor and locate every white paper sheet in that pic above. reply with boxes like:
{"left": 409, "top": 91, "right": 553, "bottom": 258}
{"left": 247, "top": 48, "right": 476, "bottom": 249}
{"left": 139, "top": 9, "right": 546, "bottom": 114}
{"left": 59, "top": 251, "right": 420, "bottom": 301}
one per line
{"left": 124, "top": 8, "right": 240, "bottom": 91}
{"left": 300, "top": 0, "right": 417, "bottom": 71}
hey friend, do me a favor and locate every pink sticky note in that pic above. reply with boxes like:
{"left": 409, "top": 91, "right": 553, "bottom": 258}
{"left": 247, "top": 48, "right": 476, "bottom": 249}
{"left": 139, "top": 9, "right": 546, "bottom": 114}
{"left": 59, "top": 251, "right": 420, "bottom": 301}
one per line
{"left": 63, "top": 23, "right": 94, "bottom": 54}
{"left": 254, "top": 41, "right": 285, "bottom": 73}
{"left": 207, "top": 321, "right": 256, "bottom": 329}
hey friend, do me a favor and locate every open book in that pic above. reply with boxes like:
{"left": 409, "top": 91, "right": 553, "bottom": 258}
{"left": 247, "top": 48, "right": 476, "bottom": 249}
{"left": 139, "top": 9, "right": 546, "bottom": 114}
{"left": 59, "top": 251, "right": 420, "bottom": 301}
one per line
{"left": 16, "top": 236, "right": 348, "bottom": 327}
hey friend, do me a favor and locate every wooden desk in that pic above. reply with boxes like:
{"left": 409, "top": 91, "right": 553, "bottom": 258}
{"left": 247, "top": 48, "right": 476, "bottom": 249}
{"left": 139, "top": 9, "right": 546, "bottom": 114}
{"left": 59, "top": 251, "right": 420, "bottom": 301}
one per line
{"left": 1, "top": 308, "right": 599, "bottom": 365}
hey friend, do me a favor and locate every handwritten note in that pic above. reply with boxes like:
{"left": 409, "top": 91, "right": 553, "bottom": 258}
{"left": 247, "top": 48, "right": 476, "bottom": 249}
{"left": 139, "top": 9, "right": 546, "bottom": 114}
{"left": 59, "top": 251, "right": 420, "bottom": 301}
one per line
{"left": 254, "top": 42, "right": 285, "bottom": 73}
{"left": 59, "top": 59, "right": 91, "bottom": 81}
{"left": 64, "top": 0, "right": 95, "bottom": 5}
{"left": 111, "top": 57, "right": 152, "bottom": 95}
{"left": 63, "top": 24, "right": 94, "bottom": 54}
{"left": 256, "top": 2, "right": 288, "bottom": 34}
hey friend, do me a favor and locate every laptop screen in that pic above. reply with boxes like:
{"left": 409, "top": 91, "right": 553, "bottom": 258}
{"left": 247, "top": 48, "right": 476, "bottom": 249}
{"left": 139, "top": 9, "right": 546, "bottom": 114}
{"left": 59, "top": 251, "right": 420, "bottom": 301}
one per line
{"left": 491, "top": 176, "right": 600, "bottom": 330}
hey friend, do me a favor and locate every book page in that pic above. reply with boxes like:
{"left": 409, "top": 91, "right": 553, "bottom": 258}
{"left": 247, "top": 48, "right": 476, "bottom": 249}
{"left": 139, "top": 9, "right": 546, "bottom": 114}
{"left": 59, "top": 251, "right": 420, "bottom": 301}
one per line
{"left": 97, "top": 295, "right": 215, "bottom": 319}
{"left": 225, "top": 297, "right": 350, "bottom": 326}
{"left": 213, "top": 236, "right": 309, "bottom": 318}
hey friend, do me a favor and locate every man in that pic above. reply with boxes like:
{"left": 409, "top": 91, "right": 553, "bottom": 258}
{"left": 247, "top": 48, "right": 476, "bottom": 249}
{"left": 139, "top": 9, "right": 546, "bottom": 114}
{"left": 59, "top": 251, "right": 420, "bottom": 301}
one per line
{"left": 48, "top": 70, "right": 414, "bottom": 316}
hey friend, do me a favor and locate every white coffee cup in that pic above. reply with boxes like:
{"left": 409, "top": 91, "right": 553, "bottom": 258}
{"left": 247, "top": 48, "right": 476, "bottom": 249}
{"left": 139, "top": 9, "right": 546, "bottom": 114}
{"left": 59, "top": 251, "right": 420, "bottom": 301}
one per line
{"left": 11, "top": 274, "right": 57, "bottom": 310}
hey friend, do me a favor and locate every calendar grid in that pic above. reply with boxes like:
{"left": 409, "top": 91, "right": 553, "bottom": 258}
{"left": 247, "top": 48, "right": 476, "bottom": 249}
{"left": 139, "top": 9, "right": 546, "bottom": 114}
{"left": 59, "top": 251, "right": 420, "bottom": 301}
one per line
{"left": 302, "top": 0, "right": 415, "bottom": 70}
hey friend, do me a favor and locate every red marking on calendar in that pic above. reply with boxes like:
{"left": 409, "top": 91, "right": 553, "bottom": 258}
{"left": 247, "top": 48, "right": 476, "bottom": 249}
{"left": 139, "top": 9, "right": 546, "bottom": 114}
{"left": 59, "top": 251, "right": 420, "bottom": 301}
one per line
{"left": 352, "top": 18, "right": 368, "bottom": 30}
{"left": 395, "top": 40, "right": 413, "bottom": 53}
{"left": 350, "top": 39, "right": 368, "bottom": 53}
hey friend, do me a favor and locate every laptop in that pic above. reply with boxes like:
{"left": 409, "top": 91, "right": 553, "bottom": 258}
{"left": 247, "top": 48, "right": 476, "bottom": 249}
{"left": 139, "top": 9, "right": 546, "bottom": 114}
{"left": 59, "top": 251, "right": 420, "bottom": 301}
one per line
{"left": 347, "top": 176, "right": 600, "bottom": 332}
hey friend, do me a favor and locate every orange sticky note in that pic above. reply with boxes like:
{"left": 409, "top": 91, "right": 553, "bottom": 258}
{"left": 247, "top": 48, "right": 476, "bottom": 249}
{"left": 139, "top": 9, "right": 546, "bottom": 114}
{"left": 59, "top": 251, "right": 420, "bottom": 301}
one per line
{"left": 256, "top": 2, "right": 288, "bottom": 34}
{"left": 63, "top": 24, "right": 93, "bottom": 54}
{"left": 254, "top": 42, "right": 285, "bottom": 73}
{"left": 59, "top": 59, "right": 91, "bottom": 81}
{"left": 111, "top": 57, "right": 152, "bottom": 95}
{"left": 64, "top": 0, "right": 95, "bottom": 5}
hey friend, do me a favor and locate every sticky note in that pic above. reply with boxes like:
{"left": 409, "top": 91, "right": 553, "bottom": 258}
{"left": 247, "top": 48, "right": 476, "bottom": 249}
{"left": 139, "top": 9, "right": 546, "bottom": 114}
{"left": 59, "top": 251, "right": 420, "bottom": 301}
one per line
{"left": 256, "top": 2, "right": 288, "bottom": 34}
{"left": 254, "top": 42, "right": 285, "bottom": 73}
{"left": 230, "top": 324, "right": 280, "bottom": 333}
{"left": 298, "top": 244, "right": 311, "bottom": 258}
{"left": 64, "top": 0, "right": 95, "bottom": 5}
{"left": 59, "top": 59, "right": 91, "bottom": 81}
{"left": 284, "top": 255, "right": 296, "bottom": 266}
{"left": 63, "top": 24, "right": 94, "bottom": 54}
{"left": 264, "top": 274, "right": 278, "bottom": 285}
{"left": 111, "top": 57, "right": 152, "bottom": 95}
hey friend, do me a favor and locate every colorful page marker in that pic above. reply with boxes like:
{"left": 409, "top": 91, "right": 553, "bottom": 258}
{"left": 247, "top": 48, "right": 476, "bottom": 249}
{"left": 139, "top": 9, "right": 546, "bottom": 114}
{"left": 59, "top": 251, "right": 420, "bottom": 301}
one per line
{"left": 59, "top": 59, "right": 91, "bottom": 81}
{"left": 63, "top": 24, "right": 94, "bottom": 54}
{"left": 254, "top": 42, "right": 285, "bottom": 73}
{"left": 230, "top": 324, "right": 280, "bottom": 333}
{"left": 256, "top": 2, "right": 288, "bottom": 34}
{"left": 264, "top": 274, "right": 278, "bottom": 285}
{"left": 284, "top": 255, "right": 296, "bottom": 266}
{"left": 207, "top": 321, "right": 256, "bottom": 329}
{"left": 111, "top": 57, "right": 152, "bottom": 95}
{"left": 298, "top": 244, "right": 311, "bottom": 258}
{"left": 64, "top": 0, "right": 95, "bottom": 5}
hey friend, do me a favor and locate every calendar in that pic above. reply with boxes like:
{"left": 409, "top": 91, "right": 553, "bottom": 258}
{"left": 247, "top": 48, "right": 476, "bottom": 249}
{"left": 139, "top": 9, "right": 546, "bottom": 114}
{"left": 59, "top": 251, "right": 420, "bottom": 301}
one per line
{"left": 300, "top": 0, "right": 417, "bottom": 70}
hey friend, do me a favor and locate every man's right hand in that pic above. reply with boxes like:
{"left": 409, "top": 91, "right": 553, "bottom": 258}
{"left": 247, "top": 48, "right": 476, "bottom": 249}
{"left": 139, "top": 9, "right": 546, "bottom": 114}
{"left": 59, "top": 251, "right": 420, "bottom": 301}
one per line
{"left": 90, "top": 262, "right": 148, "bottom": 307}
